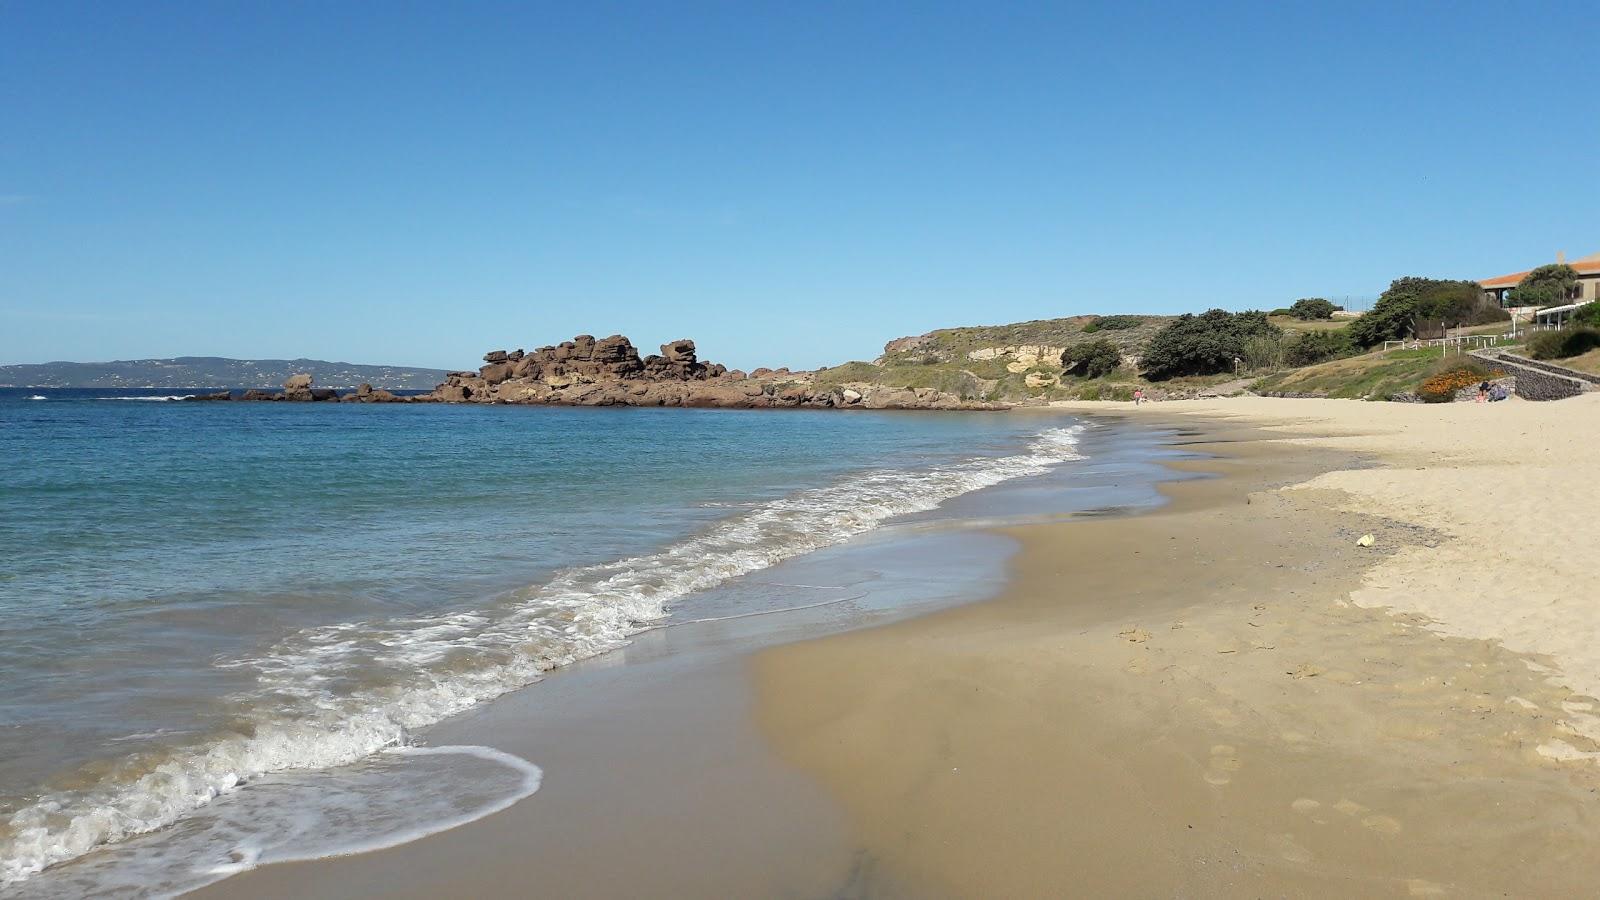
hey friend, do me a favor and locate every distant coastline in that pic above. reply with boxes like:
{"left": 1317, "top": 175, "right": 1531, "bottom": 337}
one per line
{"left": 0, "top": 356, "right": 448, "bottom": 390}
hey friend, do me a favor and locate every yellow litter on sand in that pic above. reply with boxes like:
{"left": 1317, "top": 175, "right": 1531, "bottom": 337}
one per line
{"left": 1356, "top": 534, "right": 1375, "bottom": 547}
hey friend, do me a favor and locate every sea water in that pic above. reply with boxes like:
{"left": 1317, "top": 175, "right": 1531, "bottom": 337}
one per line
{"left": 0, "top": 388, "right": 1179, "bottom": 895}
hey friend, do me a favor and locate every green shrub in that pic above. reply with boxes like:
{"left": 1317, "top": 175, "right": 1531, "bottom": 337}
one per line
{"left": 1081, "top": 315, "right": 1142, "bottom": 334}
{"left": 1286, "top": 329, "right": 1356, "bottom": 366}
{"left": 1141, "top": 309, "right": 1278, "bottom": 379}
{"left": 1061, "top": 339, "right": 1122, "bottom": 378}
{"left": 1289, "top": 297, "right": 1340, "bottom": 320}
{"left": 1241, "top": 333, "right": 1289, "bottom": 370}
{"left": 1527, "top": 327, "right": 1600, "bottom": 360}
{"left": 1573, "top": 302, "right": 1600, "bottom": 328}
{"left": 1269, "top": 307, "right": 1294, "bottom": 317}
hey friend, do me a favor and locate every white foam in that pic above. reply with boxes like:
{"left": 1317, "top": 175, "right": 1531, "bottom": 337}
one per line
{"left": 27, "top": 395, "right": 46, "bottom": 400}
{"left": 93, "top": 395, "right": 195, "bottom": 401}
{"left": 0, "top": 424, "right": 1085, "bottom": 886}
{"left": 11, "top": 745, "right": 541, "bottom": 898}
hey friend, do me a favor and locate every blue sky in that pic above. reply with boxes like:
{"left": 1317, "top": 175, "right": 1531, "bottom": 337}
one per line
{"left": 3, "top": 1, "right": 1597, "bottom": 371}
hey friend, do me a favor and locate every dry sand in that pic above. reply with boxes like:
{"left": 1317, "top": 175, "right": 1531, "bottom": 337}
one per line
{"left": 756, "top": 396, "right": 1600, "bottom": 897}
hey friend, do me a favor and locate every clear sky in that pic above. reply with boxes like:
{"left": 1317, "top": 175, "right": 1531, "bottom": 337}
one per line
{"left": 3, "top": 1, "right": 1598, "bottom": 371}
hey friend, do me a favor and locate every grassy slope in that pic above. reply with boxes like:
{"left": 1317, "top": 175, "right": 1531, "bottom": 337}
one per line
{"left": 1252, "top": 348, "right": 1448, "bottom": 399}
{"left": 1554, "top": 347, "right": 1600, "bottom": 376}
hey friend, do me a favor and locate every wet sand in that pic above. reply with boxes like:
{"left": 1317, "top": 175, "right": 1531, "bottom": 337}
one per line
{"left": 757, "top": 405, "right": 1600, "bottom": 897}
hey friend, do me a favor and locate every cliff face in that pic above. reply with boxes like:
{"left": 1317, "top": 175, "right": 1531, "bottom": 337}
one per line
{"left": 422, "top": 335, "right": 1000, "bottom": 410}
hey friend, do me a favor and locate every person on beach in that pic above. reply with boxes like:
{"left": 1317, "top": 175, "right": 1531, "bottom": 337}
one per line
{"left": 1478, "top": 381, "right": 1489, "bottom": 403}
{"left": 1133, "top": 388, "right": 1145, "bottom": 405}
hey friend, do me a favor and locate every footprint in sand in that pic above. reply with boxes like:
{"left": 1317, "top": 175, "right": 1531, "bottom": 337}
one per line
{"left": 1333, "top": 798, "right": 1368, "bottom": 817}
{"left": 1289, "top": 797, "right": 1331, "bottom": 824}
{"left": 1207, "top": 707, "right": 1242, "bottom": 728}
{"left": 1405, "top": 878, "right": 1447, "bottom": 896}
{"left": 1266, "top": 833, "right": 1313, "bottom": 864}
{"left": 1362, "top": 814, "right": 1403, "bottom": 835}
{"left": 1204, "top": 745, "right": 1242, "bottom": 785}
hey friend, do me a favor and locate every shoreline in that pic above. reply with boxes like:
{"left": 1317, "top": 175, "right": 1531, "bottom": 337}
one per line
{"left": 24, "top": 398, "right": 1600, "bottom": 896}
{"left": 756, "top": 397, "right": 1600, "bottom": 895}
{"left": 143, "top": 413, "right": 1163, "bottom": 898}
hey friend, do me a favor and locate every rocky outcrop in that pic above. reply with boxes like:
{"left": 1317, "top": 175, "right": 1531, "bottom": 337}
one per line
{"left": 420, "top": 335, "right": 1001, "bottom": 410}
{"left": 183, "top": 338, "right": 1000, "bottom": 410}
{"left": 185, "top": 374, "right": 408, "bottom": 402}
{"left": 343, "top": 382, "right": 401, "bottom": 403}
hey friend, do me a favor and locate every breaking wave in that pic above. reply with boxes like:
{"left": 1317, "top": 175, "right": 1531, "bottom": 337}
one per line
{"left": 0, "top": 425, "right": 1085, "bottom": 886}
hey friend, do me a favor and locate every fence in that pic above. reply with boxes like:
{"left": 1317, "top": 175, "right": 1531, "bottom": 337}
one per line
{"left": 1383, "top": 334, "right": 1512, "bottom": 355}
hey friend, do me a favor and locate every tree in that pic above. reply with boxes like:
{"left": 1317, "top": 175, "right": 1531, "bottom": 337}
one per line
{"left": 1507, "top": 264, "right": 1578, "bottom": 309}
{"left": 1288, "top": 297, "right": 1339, "bottom": 320}
{"left": 1348, "top": 276, "right": 1485, "bottom": 346}
{"left": 1060, "top": 339, "right": 1122, "bottom": 378}
{"left": 1285, "top": 328, "right": 1355, "bottom": 366}
{"left": 1140, "top": 309, "right": 1278, "bottom": 379}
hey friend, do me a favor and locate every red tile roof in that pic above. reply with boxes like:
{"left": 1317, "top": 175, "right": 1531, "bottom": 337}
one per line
{"left": 1481, "top": 253, "right": 1600, "bottom": 288}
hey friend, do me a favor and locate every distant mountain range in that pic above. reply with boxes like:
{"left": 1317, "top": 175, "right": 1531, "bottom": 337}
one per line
{"left": 0, "top": 357, "right": 450, "bottom": 390}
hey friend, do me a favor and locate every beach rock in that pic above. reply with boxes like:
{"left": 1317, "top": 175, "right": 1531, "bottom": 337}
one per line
{"left": 479, "top": 362, "right": 514, "bottom": 385}
{"left": 415, "top": 333, "right": 1005, "bottom": 410}
{"left": 661, "top": 339, "right": 696, "bottom": 363}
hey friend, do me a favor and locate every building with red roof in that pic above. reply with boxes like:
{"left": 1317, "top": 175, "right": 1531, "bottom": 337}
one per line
{"left": 1480, "top": 251, "right": 1600, "bottom": 307}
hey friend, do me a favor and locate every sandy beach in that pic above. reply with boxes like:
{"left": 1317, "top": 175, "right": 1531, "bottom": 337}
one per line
{"left": 758, "top": 396, "right": 1600, "bottom": 896}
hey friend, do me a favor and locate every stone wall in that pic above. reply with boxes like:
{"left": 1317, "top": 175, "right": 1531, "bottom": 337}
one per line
{"left": 1470, "top": 351, "right": 1586, "bottom": 401}
{"left": 1494, "top": 352, "right": 1600, "bottom": 387}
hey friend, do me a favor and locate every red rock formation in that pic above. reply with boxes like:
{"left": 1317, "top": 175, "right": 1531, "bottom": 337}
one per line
{"left": 421, "top": 335, "right": 1002, "bottom": 410}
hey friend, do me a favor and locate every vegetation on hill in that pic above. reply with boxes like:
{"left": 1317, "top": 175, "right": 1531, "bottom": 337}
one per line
{"left": 1140, "top": 309, "right": 1276, "bottom": 379}
{"left": 1061, "top": 340, "right": 1121, "bottom": 378}
{"left": 1081, "top": 315, "right": 1142, "bottom": 333}
{"left": 1349, "top": 277, "right": 1504, "bottom": 346}
{"left": 824, "top": 268, "right": 1522, "bottom": 404}
{"left": 878, "top": 315, "right": 1171, "bottom": 362}
{"left": 1508, "top": 264, "right": 1578, "bottom": 309}
{"left": 1527, "top": 327, "right": 1600, "bottom": 360}
{"left": 1287, "top": 297, "right": 1340, "bottom": 320}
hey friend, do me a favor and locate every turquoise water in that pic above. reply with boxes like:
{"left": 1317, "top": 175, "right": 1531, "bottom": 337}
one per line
{"left": 0, "top": 388, "right": 1122, "bottom": 891}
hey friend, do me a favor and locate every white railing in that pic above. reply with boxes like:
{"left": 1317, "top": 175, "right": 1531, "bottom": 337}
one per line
{"left": 1382, "top": 334, "right": 1509, "bottom": 354}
